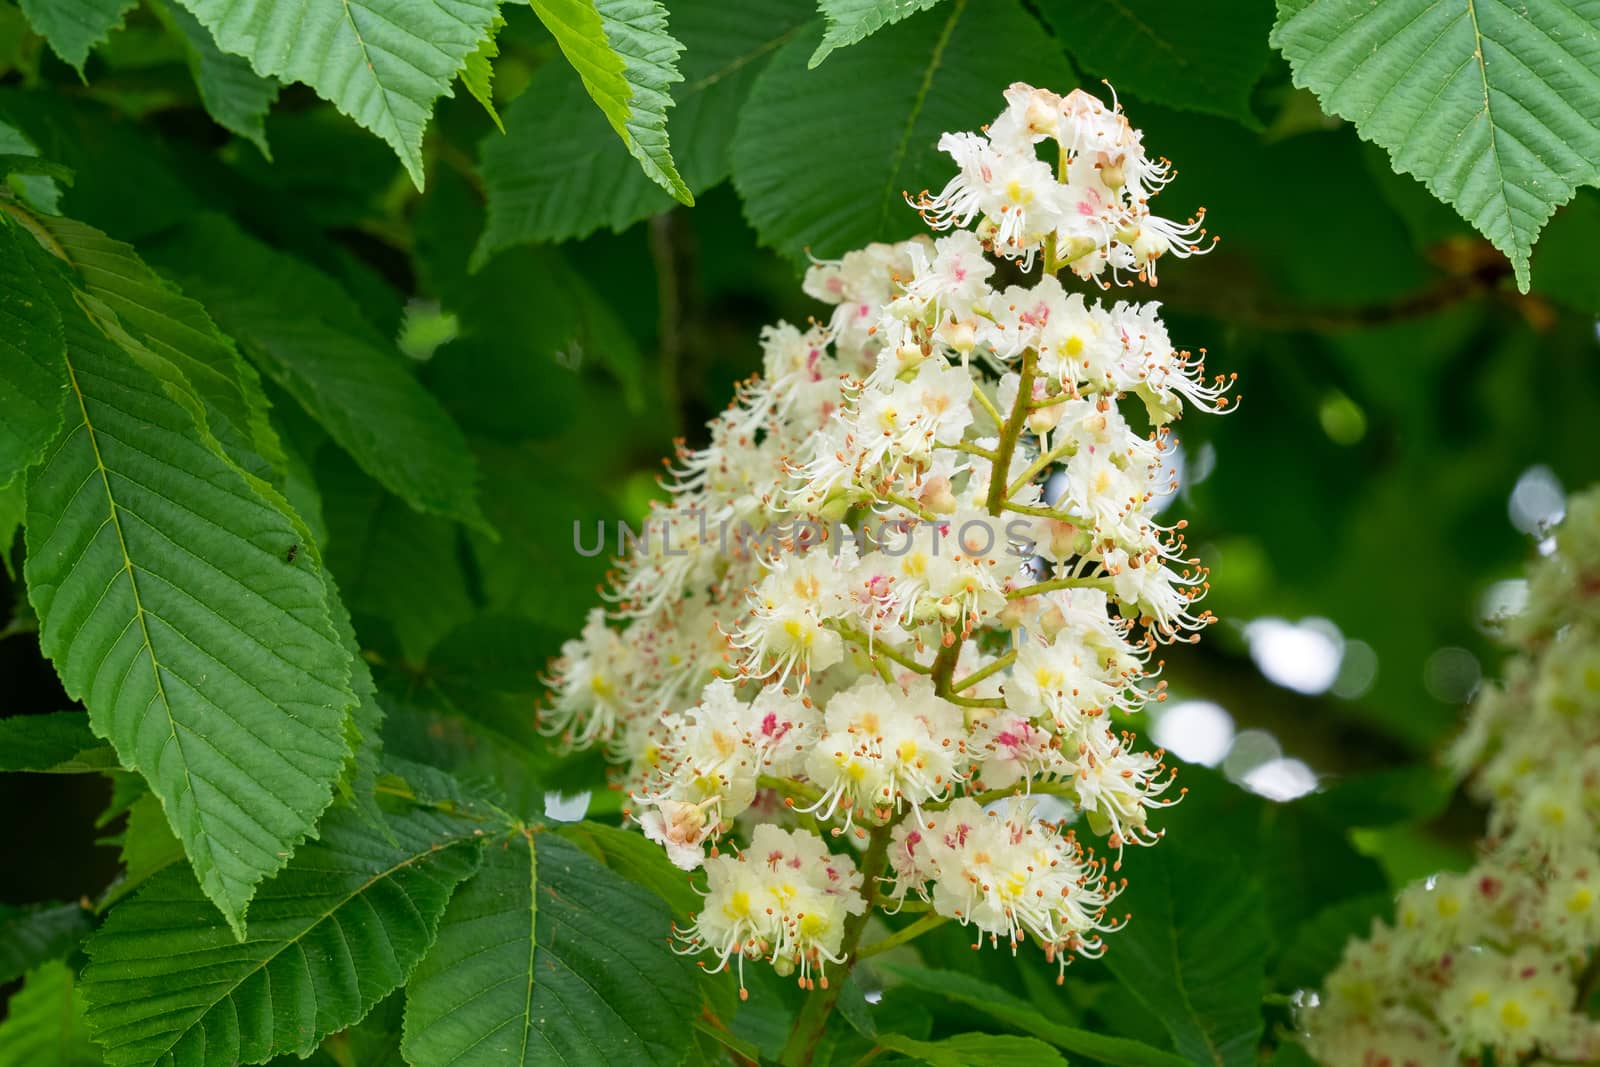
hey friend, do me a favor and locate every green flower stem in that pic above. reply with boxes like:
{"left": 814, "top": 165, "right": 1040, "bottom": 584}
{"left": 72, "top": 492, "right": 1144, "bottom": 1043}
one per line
{"left": 758, "top": 775, "right": 825, "bottom": 809}
{"left": 1007, "top": 438, "right": 1075, "bottom": 498}
{"left": 985, "top": 349, "right": 1037, "bottom": 517}
{"left": 778, "top": 821, "right": 895, "bottom": 1066}
{"left": 828, "top": 621, "right": 931, "bottom": 675}
{"left": 1006, "top": 575, "right": 1115, "bottom": 600}
{"left": 950, "top": 648, "right": 1017, "bottom": 694}
{"left": 856, "top": 911, "right": 949, "bottom": 959}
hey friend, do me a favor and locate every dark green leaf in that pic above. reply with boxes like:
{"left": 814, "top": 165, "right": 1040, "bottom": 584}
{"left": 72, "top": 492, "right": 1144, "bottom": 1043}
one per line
{"left": 478, "top": 0, "right": 810, "bottom": 251}
{"left": 731, "top": 0, "right": 1076, "bottom": 261}
{"left": 319, "top": 452, "right": 475, "bottom": 665}
{"left": 810, "top": 0, "right": 946, "bottom": 67}
{"left": 155, "top": 1, "right": 279, "bottom": 158}
{"left": 402, "top": 832, "right": 697, "bottom": 1067}
{"left": 0, "top": 901, "right": 94, "bottom": 985}
{"left": 81, "top": 804, "right": 483, "bottom": 1067}
{"left": 16, "top": 0, "right": 135, "bottom": 73}
{"left": 879, "top": 963, "right": 1191, "bottom": 1067}
{"left": 1035, "top": 0, "right": 1272, "bottom": 123}
{"left": 0, "top": 711, "right": 115, "bottom": 773}
{"left": 0, "top": 214, "right": 67, "bottom": 488}
{"left": 1101, "top": 844, "right": 1268, "bottom": 1067}
{"left": 877, "top": 1032, "right": 1067, "bottom": 1067}
{"left": 146, "top": 214, "right": 489, "bottom": 530}
{"left": 174, "top": 0, "right": 500, "bottom": 189}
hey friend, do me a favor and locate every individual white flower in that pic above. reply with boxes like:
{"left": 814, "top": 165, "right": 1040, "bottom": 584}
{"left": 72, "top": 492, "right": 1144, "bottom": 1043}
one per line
{"left": 805, "top": 675, "right": 967, "bottom": 824}
{"left": 675, "top": 824, "right": 866, "bottom": 995}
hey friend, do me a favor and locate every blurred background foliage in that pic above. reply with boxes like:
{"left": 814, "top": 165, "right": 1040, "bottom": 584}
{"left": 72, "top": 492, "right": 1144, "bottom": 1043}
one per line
{"left": 1, "top": 0, "right": 1597, "bottom": 1059}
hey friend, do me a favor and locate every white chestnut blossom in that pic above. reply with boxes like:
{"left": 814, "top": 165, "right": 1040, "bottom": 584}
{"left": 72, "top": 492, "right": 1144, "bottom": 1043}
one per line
{"left": 1301, "top": 489, "right": 1600, "bottom": 1065}
{"left": 545, "top": 82, "right": 1232, "bottom": 996}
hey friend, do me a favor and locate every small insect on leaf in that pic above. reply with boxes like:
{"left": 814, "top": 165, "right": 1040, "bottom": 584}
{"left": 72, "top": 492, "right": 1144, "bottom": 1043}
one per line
{"left": 285, "top": 543, "right": 300, "bottom": 563}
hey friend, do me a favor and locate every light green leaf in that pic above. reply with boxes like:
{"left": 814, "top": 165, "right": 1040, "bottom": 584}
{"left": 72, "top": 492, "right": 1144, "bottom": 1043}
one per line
{"left": 155, "top": 1, "right": 279, "bottom": 158}
{"left": 0, "top": 711, "right": 116, "bottom": 773}
{"left": 530, "top": 0, "right": 690, "bottom": 206}
{"left": 1272, "top": 0, "right": 1600, "bottom": 291}
{"left": 0, "top": 961, "right": 103, "bottom": 1067}
{"left": 880, "top": 963, "right": 1191, "bottom": 1067}
{"left": 477, "top": 0, "right": 810, "bottom": 251}
{"left": 172, "top": 0, "right": 500, "bottom": 189}
{"left": 877, "top": 1032, "right": 1067, "bottom": 1067}
{"left": 81, "top": 804, "right": 483, "bottom": 1067}
{"left": 809, "top": 0, "right": 945, "bottom": 67}
{"left": 0, "top": 118, "right": 63, "bottom": 213}
{"left": 402, "top": 832, "right": 698, "bottom": 1067}
{"left": 101, "top": 792, "right": 186, "bottom": 910}
{"left": 146, "top": 214, "right": 489, "bottom": 530}
{"left": 0, "top": 902, "right": 94, "bottom": 985}
{"left": 0, "top": 214, "right": 67, "bottom": 488}
{"left": 461, "top": 14, "right": 505, "bottom": 133}
{"left": 1101, "top": 844, "right": 1269, "bottom": 1067}
{"left": 731, "top": 0, "right": 1076, "bottom": 261}
{"left": 32, "top": 211, "right": 287, "bottom": 486}
{"left": 16, "top": 0, "right": 136, "bottom": 73}
{"left": 23, "top": 267, "right": 357, "bottom": 936}
{"left": 1035, "top": 0, "right": 1272, "bottom": 124}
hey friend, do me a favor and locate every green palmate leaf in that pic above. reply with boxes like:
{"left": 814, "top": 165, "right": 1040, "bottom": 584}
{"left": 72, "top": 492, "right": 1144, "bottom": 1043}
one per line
{"left": 558, "top": 820, "right": 699, "bottom": 915}
{"left": 146, "top": 214, "right": 488, "bottom": 530}
{"left": 1276, "top": 892, "right": 1391, "bottom": 990}
{"left": 879, "top": 964, "right": 1191, "bottom": 1067}
{"left": 877, "top": 1032, "right": 1068, "bottom": 1067}
{"left": 0, "top": 961, "right": 103, "bottom": 1067}
{"left": 0, "top": 214, "right": 67, "bottom": 488}
{"left": 731, "top": 0, "right": 1075, "bottom": 261}
{"left": 32, "top": 211, "right": 287, "bottom": 486}
{"left": 1272, "top": 0, "right": 1600, "bottom": 291}
{"left": 16, "top": 0, "right": 136, "bottom": 73}
{"left": 81, "top": 803, "right": 482, "bottom": 1067}
{"left": 1035, "top": 0, "right": 1273, "bottom": 124}
{"left": 531, "top": 0, "right": 691, "bottom": 205}
{"left": 23, "top": 265, "right": 357, "bottom": 936}
{"left": 402, "top": 832, "right": 698, "bottom": 1067}
{"left": 0, "top": 901, "right": 94, "bottom": 985}
{"left": 1101, "top": 844, "right": 1270, "bottom": 1067}
{"left": 0, "top": 710, "right": 116, "bottom": 773}
{"left": 327, "top": 588, "right": 389, "bottom": 834}
{"left": 477, "top": 0, "right": 809, "bottom": 252}
{"left": 809, "top": 0, "right": 946, "bottom": 67}
{"left": 319, "top": 452, "right": 475, "bottom": 665}
{"left": 155, "top": 1, "right": 279, "bottom": 158}
{"left": 461, "top": 14, "right": 505, "bottom": 133}
{"left": 173, "top": 0, "right": 499, "bottom": 189}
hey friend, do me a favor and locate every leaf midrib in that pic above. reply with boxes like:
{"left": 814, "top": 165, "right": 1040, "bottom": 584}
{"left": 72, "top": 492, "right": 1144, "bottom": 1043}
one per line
{"left": 57, "top": 338, "right": 202, "bottom": 876}
{"left": 140, "top": 832, "right": 475, "bottom": 1064}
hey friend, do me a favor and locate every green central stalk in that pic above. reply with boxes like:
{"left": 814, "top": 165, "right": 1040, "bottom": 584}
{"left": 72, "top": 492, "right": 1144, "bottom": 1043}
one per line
{"left": 984, "top": 348, "right": 1037, "bottom": 517}
{"left": 777, "top": 822, "right": 894, "bottom": 1065}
